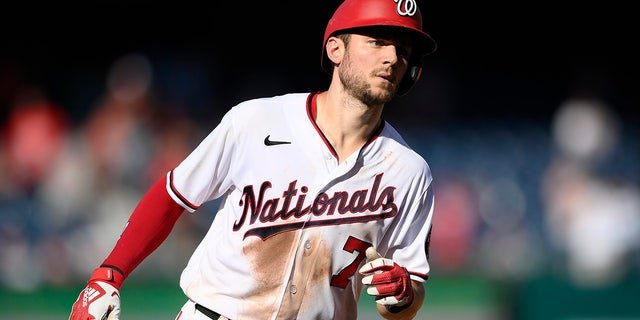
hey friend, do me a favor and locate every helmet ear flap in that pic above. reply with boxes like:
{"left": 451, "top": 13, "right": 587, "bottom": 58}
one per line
{"left": 409, "top": 64, "right": 422, "bottom": 82}
{"left": 397, "top": 64, "right": 422, "bottom": 96}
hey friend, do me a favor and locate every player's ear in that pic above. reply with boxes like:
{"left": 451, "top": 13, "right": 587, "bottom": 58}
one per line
{"left": 325, "top": 36, "right": 345, "bottom": 68}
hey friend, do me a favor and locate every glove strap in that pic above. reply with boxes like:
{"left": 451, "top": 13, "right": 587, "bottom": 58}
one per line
{"left": 386, "top": 267, "right": 414, "bottom": 313}
{"left": 88, "top": 267, "right": 125, "bottom": 290}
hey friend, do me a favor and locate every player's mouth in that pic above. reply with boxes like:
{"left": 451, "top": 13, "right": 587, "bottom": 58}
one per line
{"left": 374, "top": 72, "right": 397, "bottom": 90}
{"left": 374, "top": 72, "right": 396, "bottom": 88}
{"left": 376, "top": 72, "right": 394, "bottom": 82}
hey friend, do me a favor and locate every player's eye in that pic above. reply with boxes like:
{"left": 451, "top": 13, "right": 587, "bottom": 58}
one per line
{"left": 369, "top": 40, "right": 410, "bottom": 60}
{"left": 369, "top": 39, "right": 385, "bottom": 47}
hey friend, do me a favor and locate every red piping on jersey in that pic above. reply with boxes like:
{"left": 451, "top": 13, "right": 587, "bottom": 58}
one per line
{"left": 307, "top": 92, "right": 338, "bottom": 158}
{"left": 169, "top": 170, "right": 199, "bottom": 211}
{"left": 306, "top": 91, "right": 385, "bottom": 158}
{"left": 364, "top": 120, "right": 384, "bottom": 148}
{"left": 309, "top": 91, "right": 319, "bottom": 121}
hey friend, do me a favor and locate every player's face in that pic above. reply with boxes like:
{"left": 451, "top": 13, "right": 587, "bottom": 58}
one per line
{"left": 338, "top": 30, "right": 413, "bottom": 106}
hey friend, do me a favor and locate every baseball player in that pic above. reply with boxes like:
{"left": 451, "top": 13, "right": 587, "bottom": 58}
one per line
{"left": 69, "top": 0, "right": 437, "bottom": 319}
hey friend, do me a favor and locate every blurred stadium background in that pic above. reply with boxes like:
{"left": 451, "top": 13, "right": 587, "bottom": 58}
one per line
{"left": 1, "top": 2, "right": 638, "bottom": 319}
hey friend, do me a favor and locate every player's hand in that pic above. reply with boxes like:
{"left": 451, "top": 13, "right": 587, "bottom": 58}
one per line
{"left": 69, "top": 267, "right": 123, "bottom": 320}
{"left": 359, "top": 247, "right": 414, "bottom": 308}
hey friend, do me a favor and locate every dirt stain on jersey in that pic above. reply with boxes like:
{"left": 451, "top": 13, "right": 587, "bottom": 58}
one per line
{"left": 240, "top": 229, "right": 336, "bottom": 319}
{"left": 279, "top": 232, "right": 333, "bottom": 319}
{"left": 240, "top": 230, "right": 299, "bottom": 318}
{"left": 308, "top": 237, "right": 331, "bottom": 284}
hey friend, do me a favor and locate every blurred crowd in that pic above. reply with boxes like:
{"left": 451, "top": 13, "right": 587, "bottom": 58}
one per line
{"left": 0, "top": 53, "right": 218, "bottom": 291}
{"left": 0, "top": 51, "right": 639, "bottom": 294}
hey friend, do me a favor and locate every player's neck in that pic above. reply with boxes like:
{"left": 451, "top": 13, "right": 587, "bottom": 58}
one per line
{"left": 315, "top": 91, "right": 383, "bottom": 163}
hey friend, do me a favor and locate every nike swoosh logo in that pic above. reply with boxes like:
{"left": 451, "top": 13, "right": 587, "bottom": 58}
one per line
{"left": 264, "top": 135, "right": 291, "bottom": 146}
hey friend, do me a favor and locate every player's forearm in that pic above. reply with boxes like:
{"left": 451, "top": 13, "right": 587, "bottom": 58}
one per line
{"left": 376, "top": 281, "right": 425, "bottom": 320}
{"left": 101, "top": 175, "right": 185, "bottom": 278}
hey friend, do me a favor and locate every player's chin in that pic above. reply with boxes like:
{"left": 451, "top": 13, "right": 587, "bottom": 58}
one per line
{"left": 371, "top": 85, "right": 396, "bottom": 101}
{"left": 376, "top": 80, "right": 398, "bottom": 95}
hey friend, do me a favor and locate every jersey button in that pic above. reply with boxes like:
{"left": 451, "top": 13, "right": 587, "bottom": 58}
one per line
{"left": 290, "top": 285, "right": 297, "bottom": 294}
{"left": 304, "top": 240, "right": 311, "bottom": 250}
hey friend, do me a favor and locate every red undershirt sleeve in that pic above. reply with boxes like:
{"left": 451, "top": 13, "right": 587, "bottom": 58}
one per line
{"left": 100, "top": 175, "right": 185, "bottom": 282}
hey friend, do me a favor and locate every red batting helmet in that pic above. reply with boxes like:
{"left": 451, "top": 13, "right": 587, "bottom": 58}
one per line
{"left": 321, "top": 0, "right": 437, "bottom": 95}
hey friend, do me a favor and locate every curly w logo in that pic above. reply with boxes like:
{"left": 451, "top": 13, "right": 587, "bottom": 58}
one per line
{"left": 394, "top": 0, "right": 418, "bottom": 16}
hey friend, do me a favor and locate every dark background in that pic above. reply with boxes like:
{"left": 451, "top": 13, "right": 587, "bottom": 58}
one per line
{"left": 1, "top": 1, "right": 638, "bottom": 122}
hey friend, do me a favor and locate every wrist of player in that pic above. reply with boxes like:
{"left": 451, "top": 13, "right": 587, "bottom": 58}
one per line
{"left": 359, "top": 247, "right": 414, "bottom": 310}
{"left": 69, "top": 267, "right": 124, "bottom": 320}
{"left": 93, "top": 265, "right": 126, "bottom": 289}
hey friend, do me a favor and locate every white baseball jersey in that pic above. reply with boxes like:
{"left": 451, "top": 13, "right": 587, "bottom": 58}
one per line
{"left": 167, "top": 92, "right": 434, "bottom": 320}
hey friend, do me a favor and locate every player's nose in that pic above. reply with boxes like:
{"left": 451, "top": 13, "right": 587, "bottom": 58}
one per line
{"left": 381, "top": 45, "right": 400, "bottom": 65}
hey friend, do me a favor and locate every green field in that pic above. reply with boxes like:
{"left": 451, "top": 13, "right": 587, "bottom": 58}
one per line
{"left": 0, "top": 274, "right": 504, "bottom": 320}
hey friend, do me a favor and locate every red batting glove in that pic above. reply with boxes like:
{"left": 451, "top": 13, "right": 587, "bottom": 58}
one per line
{"left": 359, "top": 247, "right": 414, "bottom": 308}
{"left": 69, "top": 267, "right": 124, "bottom": 320}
